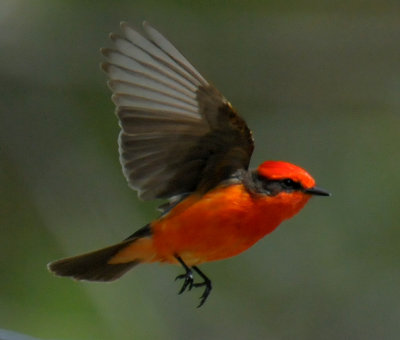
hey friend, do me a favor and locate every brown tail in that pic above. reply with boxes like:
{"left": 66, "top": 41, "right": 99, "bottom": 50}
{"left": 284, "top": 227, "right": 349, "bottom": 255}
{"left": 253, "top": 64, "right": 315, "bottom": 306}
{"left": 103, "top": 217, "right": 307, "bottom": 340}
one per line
{"left": 47, "top": 239, "right": 140, "bottom": 282}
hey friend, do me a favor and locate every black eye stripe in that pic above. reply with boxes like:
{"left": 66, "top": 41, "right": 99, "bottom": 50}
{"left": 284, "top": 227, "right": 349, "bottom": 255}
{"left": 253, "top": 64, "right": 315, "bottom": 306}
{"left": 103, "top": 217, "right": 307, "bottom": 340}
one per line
{"left": 251, "top": 172, "right": 304, "bottom": 196}
{"left": 280, "top": 178, "right": 302, "bottom": 190}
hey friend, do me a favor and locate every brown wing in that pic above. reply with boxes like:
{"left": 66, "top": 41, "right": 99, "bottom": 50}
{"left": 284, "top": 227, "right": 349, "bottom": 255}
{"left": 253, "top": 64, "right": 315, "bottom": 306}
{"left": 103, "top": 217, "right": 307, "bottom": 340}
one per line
{"left": 101, "top": 21, "right": 254, "bottom": 200}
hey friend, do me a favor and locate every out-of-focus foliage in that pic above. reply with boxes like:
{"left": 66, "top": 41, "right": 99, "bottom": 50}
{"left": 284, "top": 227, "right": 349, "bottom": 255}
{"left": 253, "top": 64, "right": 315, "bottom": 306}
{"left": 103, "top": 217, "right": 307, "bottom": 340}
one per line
{"left": 1, "top": 1, "right": 399, "bottom": 339}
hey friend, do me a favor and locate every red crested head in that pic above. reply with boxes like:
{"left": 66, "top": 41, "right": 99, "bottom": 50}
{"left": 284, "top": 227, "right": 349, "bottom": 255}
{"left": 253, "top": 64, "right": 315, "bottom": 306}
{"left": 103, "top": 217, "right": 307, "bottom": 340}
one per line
{"left": 257, "top": 160, "right": 316, "bottom": 189}
{"left": 252, "top": 160, "right": 329, "bottom": 232}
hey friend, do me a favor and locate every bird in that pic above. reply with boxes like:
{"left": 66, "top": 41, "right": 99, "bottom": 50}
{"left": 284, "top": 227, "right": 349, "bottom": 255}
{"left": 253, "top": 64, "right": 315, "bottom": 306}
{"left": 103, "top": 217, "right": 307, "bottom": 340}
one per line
{"left": 48, "top": 21, "right": 330, "bottom": 307}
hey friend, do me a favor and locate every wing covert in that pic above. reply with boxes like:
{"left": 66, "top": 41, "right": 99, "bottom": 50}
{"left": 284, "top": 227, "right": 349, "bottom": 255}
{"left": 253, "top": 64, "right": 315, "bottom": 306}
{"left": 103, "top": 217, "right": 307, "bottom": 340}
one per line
{"left": 102, "top": 22, "right": 254, "bottom": 200}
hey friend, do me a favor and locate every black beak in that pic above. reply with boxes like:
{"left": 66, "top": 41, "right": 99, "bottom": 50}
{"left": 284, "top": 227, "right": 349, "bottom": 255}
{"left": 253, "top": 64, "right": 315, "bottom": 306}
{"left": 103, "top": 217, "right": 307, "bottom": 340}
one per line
{"left": 305, "top": 186, "right": 331, "bottom": 196}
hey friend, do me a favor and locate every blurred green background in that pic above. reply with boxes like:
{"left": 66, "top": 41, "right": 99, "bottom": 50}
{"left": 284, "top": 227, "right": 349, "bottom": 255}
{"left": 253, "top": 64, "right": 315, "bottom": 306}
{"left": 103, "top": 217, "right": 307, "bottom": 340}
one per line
{"left": 1, "top": 0, "right": 399, "bottom": 339}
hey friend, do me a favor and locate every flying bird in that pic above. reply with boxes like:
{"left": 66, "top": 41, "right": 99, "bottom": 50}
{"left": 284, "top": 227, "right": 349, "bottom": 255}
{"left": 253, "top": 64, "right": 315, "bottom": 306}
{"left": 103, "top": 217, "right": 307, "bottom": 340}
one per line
{"left": 48, "top": 21, "right": 330, "bottom": 307}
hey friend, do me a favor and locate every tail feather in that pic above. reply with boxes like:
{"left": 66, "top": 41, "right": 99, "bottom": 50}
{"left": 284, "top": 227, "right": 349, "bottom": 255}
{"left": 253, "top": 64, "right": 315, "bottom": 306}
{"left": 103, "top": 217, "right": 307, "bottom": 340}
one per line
{"left": 48, "top": 239, "right": 139, "bottom": 282}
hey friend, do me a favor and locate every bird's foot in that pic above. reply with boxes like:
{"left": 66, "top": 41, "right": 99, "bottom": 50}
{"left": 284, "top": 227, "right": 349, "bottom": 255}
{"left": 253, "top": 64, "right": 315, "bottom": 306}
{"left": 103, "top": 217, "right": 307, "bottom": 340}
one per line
{"left": 175, "top": 256, "right": 213, "bottom": 307}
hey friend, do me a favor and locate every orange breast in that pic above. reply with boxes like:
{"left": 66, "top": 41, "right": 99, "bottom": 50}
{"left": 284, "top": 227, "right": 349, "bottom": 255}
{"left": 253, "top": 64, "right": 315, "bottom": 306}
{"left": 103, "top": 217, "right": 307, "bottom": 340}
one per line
{"left": 151, "top": 184, "right": 310, "bottom": 266}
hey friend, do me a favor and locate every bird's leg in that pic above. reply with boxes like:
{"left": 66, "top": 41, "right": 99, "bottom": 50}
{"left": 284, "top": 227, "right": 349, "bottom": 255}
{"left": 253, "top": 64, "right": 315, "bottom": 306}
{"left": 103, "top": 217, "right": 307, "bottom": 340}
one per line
{"left": 174, "top": 256, "right": 213, "bottom": 307}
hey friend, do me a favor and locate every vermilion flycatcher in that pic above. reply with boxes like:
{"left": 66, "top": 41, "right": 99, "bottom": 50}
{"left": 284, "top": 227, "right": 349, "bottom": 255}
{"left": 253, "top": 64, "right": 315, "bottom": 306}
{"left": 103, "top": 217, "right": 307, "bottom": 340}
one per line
{"left": 48, "top": 22, "right": 330, "bottom": 307}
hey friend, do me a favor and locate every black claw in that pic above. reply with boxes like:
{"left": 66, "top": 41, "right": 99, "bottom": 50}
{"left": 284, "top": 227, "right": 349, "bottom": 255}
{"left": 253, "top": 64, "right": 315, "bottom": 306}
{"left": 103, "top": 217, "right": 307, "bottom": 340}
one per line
{"left": 175, "top": 256, "right": 213, "bottom": 307}
{"left": 194, "top": 281, "right": 212, "bottom": 308}
{"left": 175, "top": 271, "right": 194, "bottom": 294}
{"left": 192, "top": 266, "right": 212, "bottom": 308}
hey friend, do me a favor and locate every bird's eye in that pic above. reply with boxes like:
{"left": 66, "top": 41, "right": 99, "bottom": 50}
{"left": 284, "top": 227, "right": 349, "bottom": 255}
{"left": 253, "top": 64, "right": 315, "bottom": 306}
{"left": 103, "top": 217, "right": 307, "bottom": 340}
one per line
{"left": 281, "top": 178, "right": 303, "bottom": 191}
{"left": 282, "top": 179, "right": 295, "bottom": 187}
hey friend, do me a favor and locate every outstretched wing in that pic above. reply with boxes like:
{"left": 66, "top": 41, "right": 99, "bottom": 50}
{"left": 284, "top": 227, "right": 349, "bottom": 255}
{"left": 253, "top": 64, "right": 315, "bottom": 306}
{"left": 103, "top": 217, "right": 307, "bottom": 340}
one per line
{"left": 102, "top": 22, "right": 254, "bottom": 200}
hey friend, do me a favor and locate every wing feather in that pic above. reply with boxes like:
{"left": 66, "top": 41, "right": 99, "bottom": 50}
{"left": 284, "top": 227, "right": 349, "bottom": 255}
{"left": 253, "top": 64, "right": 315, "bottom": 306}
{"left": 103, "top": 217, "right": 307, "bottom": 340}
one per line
{"left": 108, "top": 80, "right": 198, "bottom": 107}
{"left": 122, "top": 22, "right": 204, "bottom": 88}
{"left": 101, "top": 60, "right": 195, "bottom": 99}
{"left": 112, "top": 94, "right": 198, "bottom": 115}
{"left": 102, "top": 22, "right": 254, "bottom": 200}
{"left": 142, "top": 22, "right": 208, "bottom": 86}
{"left": 103, "top": 64, "right": 196, "bottom": 100}
{"left": 109, "top": 34, "right": 198, "bottom": 92}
